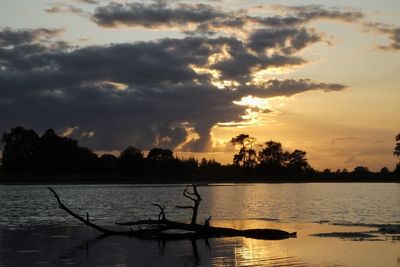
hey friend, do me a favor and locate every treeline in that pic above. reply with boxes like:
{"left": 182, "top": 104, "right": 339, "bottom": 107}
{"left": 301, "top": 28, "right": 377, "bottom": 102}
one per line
{"left": 229, "top": 134, "right": 400, "bottom": 178}
{"left": 230, "top": 134, "right": 313, "bottom": 175}
{"left": 0, "top": 127, "right": 225, "bottom": 177}
{"left": 0, "top": 126, "right": 399, "bottom": 182}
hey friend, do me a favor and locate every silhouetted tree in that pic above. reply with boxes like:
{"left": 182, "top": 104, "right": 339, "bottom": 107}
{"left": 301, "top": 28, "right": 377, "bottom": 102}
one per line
{"left": 178, "top": 157, "right": 199, "bottom": 174}
{"left": 379, "top": 167, "right": 390, "bottom": 175}
{"left": 147, "top": 148, "right": 174, "bottom": 161}
{"left": 258, "top": 141, "right": 286, "bottom": 174}
{"left": 38, "top": 129, "right": 97, "bottom": 172}
{"left": 147, "top": 148, "right": 176, "bottom": 175}
{"left": 199, "top": 158, "right": 222, "bottom": 173}
{"left": 286, "top": 149, "right": 311, "bottom": 173}
{"left": 394, "top": 133, "right": 400, "bottom": 158}
{"left": 322, "top": 168, "right": 332, "bottom": 175}
{"left": 394, "top": 163, "right": 400, "bottom": 174}
{"left": 1, "top": 127, "right": 39, "bottom": 171}
{"left": 231, "top": 134, "right": 257, "bottom": 168}
{"left": 352, "top": 166, "right": 370, "bottom": 175}
{"left": 118, "top": 146, "right": 143, "bottom": 174}
{"left": 199, "top": 158, "right": 208, "bottom": 168}
{"left": 98, "top": 154, "right": 118, "bottom": 173}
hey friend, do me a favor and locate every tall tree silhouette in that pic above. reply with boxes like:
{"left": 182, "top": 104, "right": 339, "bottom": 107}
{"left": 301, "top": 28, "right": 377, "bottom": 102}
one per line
{"left": 98, "top": 154, "right": 118, "bottom": 173}
{"left": 352, "top": 166, "right": 370, "bottom": 175}
{"left": 1, "top": 127, "right": 39, "bottom": 171}
{"left": 393, "top": 133, "right": 400, "bottom": 173}
{"left": 258, "top": 141, "right": 287, "bottom": 173}
{"left": 286, "top": 149, "right": 310, "bottom": 173}
{"left": 147, "top": 148, "right": 174, "bottom": 161}
{"left": 394, "top": 133, "right": 400, "bottom": 158}
{"left": 118, "top": 146, "right": 144, "bottom": 174}
{"left": 1, "top": 127, "right": 97, "bottom": 173}
{"left": 147, "top": 148, "right": 176, "bottom": 175}
{"left": 38, "top": 129, "right": 97, "bottom": 172}
{"left": 231, "top": 134, "right": 257, "bottom": 167}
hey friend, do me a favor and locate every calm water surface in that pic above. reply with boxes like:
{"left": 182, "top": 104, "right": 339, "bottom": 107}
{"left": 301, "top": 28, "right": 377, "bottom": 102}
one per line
{"left": 0, "top": 183, "right": 399, "bottom": 266}
{"left": 1, "top": 183, "right": 399, "bottom": 226}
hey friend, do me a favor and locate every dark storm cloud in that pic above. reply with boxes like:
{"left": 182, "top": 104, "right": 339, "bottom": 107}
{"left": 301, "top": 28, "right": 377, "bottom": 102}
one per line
{"left": 0, "top": 27, "right": 68, "bottom": 73}
{"left": 0, "top": 27, "right": 346, "bottom": 152}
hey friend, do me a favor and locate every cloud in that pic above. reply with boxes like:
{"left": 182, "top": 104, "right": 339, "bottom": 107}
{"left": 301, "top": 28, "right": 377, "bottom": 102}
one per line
{"left": 60, "top": 1, "right": 399, "bottom": 52}
{"left": 363, "top": 22, "right": 400, "bottom": 50}
{"left": 92, "top": 2, "right": 227, "bottom": 29}
{"left": 248, "top": 27, "right": 322, "bottom": 55}
{"left": 0, "top": 27, "right": 64, "bottom": 47}
{"left": 71, "top": 0, "right": 98, "bottom": 4}
{"left": 45, "top": 4, "right": 84, "bottom": 15}
{"left": 90, "top": 2, "right": 364, "bottom": 34}
{"left": 207, "top": 36, "right": 307, "bottom": 83}
{"left": 0, "top": 28, "right": 346, "bottom": 152}
{"left": 239, "top": 79, "right": 346, "bottom": 98}
{"left": 267, "top": 5, "right": 364, "bottom": 24}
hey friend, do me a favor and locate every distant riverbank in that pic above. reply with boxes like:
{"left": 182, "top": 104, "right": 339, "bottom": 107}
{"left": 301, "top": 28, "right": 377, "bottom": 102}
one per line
{"left": 1, "top": 171, "right": 399, "bottom": 184}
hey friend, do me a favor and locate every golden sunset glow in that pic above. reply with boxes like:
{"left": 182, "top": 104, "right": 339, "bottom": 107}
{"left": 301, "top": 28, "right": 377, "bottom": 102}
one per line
{"left": 234, "top": 96, "right": 270, "bottom": 110}
{"left": 102, "top": 81, "right": 129, "bottom": 91}
{"left": 1, "top": 2, "right": 400, "bottom": 267}
{"left": 0, "top": 0, "right": 398, "bottom": 171}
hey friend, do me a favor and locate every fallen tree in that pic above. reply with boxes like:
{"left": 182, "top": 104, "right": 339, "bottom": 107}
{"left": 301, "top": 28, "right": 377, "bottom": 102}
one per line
{"left": 48, "top": 184, "right": 296, "bottom": 240}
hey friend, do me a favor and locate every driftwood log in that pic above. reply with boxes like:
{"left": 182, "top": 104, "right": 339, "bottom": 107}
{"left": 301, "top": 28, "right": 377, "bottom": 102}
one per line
{"left": 48, "top": 185, "right": 296, "bottom": 240}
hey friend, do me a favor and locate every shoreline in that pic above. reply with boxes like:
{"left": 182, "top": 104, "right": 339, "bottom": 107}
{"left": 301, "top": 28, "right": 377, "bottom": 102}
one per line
{"left": 1, "top": 178, "right": 399, "bottom": 185}
{"left": 1, "top": 169, "right": 399, "bottom": 184}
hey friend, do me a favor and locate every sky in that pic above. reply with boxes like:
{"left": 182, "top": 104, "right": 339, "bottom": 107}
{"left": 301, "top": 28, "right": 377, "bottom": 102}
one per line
{"left": 0, "top": 0, "right": 399, "bottom": 171}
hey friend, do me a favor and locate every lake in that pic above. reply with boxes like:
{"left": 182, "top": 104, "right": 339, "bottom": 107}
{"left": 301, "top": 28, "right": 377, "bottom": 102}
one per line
{"left": 0, "top": 183, "right": 399, "bottom": 266}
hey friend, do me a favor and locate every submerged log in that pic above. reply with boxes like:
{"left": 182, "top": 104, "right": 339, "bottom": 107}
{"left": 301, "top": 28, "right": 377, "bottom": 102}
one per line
{"left": 48, "top": 185, "right": 296, "bottom": 240}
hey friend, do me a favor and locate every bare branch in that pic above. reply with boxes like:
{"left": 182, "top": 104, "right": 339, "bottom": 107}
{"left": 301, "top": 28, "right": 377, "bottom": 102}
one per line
{"left": 151, "top": 204, "right": 166, "bottom": 220}
{"left": 192, "top": 184, "right": 201, "bottom": 200}
{"left": 205, "top": 216, "right": 211, "bottom": 227}
{"left": 48, "top": 186, "right": 297, "bottom": 240}
{"left": 183, "top": 189, "right": 197, "bottom": 202}
{"left": 48, "top": 187, "right": 126, "bottom": 235}
{"left": 176, "top": 184, "right": 202, "bottom": 225}
{"left": 48, "top": 187, "right": 171, "bottom": 237}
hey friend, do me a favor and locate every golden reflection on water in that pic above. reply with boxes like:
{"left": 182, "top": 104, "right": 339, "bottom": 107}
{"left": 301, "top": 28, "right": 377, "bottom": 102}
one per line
{"left": 210, "top": 220, "right": 400, "bottom": 267}
{"left": 233, "top": 238, "right": 293, "bottom": 267}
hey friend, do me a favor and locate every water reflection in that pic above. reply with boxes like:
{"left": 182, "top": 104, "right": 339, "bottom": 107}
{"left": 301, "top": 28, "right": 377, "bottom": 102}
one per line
{"left": 1, "top": 184, "right": 400, "bottom": 266}
{"left": 2, "top": 223, "right": 385, "bottom": 267}
{"left": 1, "top": 227, "right": 400, "bottom": 267}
